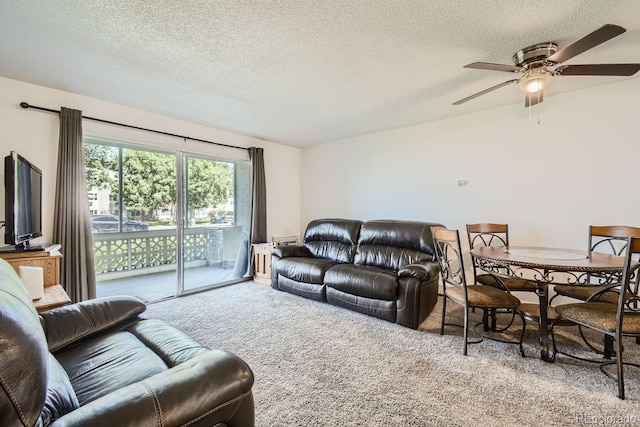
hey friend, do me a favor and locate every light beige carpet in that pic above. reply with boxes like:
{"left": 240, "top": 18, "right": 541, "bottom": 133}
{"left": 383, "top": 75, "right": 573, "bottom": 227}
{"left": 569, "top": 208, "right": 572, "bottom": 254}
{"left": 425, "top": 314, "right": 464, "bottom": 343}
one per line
{"left": 145, "top": 282, "right": 640, "bottom": 426}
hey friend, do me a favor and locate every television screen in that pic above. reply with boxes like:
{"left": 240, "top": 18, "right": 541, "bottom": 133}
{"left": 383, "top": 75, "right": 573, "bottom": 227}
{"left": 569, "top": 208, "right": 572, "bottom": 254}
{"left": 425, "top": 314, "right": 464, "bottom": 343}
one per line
{"left": 4, "top": 151, "right": 43, "bottom": 249}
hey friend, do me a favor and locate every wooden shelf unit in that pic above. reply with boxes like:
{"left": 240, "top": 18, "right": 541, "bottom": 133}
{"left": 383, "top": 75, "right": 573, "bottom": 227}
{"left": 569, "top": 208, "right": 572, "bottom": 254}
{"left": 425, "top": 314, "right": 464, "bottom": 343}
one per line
{"left": 252, "top": 243, "right": 273, "bottom": 286}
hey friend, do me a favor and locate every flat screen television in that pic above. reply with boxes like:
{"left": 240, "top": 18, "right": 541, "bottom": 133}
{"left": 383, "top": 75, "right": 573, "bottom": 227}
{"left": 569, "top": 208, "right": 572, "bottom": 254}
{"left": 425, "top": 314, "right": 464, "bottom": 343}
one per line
{"left": 4, "top": 151, "right": 43, "bottom": 250}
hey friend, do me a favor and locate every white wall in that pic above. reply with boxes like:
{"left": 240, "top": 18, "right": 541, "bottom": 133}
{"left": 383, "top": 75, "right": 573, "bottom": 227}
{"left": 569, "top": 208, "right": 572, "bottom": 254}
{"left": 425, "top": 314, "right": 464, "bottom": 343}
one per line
{"left": 301, "top": 77, "right": 640, "bottom": 252}
{"left": 0, "top": 76, "right": 301, "bottom": 245}
{"left": 4, "top": 73, "right": 637, "bottom": 255}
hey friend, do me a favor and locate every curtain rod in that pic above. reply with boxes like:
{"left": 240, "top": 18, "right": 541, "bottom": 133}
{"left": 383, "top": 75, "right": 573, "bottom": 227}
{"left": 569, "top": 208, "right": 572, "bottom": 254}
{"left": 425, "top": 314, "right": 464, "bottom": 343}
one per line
{"left": 20, "top": 102, "right": 249, "bottom": 151}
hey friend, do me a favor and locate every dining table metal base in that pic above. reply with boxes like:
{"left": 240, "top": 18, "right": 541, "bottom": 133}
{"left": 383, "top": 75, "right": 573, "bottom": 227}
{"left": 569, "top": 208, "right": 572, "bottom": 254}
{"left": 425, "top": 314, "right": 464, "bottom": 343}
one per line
{"left": 519, "top": 302, "right": 575, "bottom": 361}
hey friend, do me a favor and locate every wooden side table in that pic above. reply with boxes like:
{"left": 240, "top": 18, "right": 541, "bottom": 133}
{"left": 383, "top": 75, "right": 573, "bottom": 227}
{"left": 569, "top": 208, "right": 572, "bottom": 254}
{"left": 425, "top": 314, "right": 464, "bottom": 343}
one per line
{"left": 33, "top": 285, "right": 71, "bottom": 313}
{"left": 252, "top": 243, "right": 273, "bottom": 286}
{"left": 0, "top": 244, "right": 71, "bottom": 313}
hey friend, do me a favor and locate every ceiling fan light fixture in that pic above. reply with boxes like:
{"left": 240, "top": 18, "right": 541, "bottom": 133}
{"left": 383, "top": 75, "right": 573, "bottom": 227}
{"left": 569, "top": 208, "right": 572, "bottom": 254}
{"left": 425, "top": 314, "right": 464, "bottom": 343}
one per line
{"left": 518, "top": 68, "right": 553, "bottom": 93}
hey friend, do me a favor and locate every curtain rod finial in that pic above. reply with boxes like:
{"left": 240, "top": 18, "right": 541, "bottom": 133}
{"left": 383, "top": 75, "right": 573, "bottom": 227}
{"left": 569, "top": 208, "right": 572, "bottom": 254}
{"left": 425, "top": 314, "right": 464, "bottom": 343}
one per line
{"left": 20, "top": 102, "right": 30, "bottom": 109}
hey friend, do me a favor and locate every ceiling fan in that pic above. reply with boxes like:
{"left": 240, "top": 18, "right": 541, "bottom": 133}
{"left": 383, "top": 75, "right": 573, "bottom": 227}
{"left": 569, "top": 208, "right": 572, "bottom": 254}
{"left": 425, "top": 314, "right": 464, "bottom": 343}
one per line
{"left": 453, "top": 24, "right": 640, "bottom": 107}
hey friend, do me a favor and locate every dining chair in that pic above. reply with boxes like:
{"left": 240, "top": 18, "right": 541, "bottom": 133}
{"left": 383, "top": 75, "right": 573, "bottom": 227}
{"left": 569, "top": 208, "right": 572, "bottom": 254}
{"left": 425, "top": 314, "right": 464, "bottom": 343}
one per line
{"left": 551, "top": 226, "right": 640, "bottom": 357}
{"left": 466, "top": 223, "right": 537, "bottom": 331}
{"left": 551, "top": 225, "right": 636, "bottom": 305}
{"left": 466, "top": 223, "right": 538, "bottom": 293}
{"left": 432, "top": 226, "right": 526, "bottom": 356}
{"left": 552, "top": 225, "right": 640, "bottom": 399}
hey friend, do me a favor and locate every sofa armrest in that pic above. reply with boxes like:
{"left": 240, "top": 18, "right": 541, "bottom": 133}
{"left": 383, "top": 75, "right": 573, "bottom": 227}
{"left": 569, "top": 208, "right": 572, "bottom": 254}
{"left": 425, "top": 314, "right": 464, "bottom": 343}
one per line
{"left": 50, "top": 351, "right": 254, "bottom": 427}
{"left": 40, "top": 296, "right": 146, "bottom": 352}
{"left": 398, "top": 262, "right": 439, "bottom": 281}
{"left": 397, "top": 263, "right": 440, "bottom": 329}
{"left": 272, "top": 245, "right": 311, "bottom": 259}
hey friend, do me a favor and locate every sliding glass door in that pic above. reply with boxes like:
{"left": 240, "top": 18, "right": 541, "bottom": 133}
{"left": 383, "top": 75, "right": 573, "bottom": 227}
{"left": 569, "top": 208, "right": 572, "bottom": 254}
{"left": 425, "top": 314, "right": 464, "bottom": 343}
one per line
{"left": 85, "top": 138, "right": 251, "bottom": 302}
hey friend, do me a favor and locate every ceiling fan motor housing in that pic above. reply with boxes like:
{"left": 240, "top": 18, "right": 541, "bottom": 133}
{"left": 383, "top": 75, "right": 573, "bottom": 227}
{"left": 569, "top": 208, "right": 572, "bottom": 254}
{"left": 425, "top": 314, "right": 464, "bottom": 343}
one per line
{"left": 512, "top": 42, "right": 558, "bottom": 67}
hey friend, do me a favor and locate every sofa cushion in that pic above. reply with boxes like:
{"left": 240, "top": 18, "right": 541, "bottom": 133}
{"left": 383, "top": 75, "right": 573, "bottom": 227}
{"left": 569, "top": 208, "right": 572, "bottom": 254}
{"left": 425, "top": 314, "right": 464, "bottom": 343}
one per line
{"left": 325, "top": 264, "right": 398, "bottom": 301}
{"left": 354, "top": 220, "right": 441, "bottom": 271}
{"left": 274, "top": 257, "right": 338, "bottom": 284}
{"left": 303, "top": 219, "right": 363, "bottom": 263}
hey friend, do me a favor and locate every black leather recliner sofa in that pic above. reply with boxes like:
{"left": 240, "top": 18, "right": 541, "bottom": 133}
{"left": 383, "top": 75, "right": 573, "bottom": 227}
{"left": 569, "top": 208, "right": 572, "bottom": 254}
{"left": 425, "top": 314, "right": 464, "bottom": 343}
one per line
{"left": 271, "top": 219, "right": 443, "bottom": 329}
{"left": 0, "top": 259, "right": 254, "bottom": 427}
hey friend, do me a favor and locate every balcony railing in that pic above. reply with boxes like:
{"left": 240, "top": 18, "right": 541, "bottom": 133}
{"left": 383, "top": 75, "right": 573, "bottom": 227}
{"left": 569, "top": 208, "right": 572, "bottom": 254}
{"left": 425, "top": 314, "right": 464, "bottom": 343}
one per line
{"left": 93, "top": 226, "right": 244, "bottom": 279}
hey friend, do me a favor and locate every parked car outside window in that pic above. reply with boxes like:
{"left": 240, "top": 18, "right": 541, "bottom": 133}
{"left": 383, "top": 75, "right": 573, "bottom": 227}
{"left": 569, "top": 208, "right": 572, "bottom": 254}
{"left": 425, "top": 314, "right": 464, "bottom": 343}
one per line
{"left": 210, "top": 212, "right": 234, "bottom": 224}
{"left": 91, "top": 214, "right": 149, "bottom": 233}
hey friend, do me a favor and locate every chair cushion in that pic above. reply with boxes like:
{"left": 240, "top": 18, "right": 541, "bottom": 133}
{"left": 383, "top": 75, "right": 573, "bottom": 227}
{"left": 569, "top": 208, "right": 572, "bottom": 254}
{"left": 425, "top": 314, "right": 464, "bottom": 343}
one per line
{"left": 54, "top": 319, "right": 210, "bottom": 406}
{"left": 476, "top": 273, "right": 537, "bottom": 292}
{"left": 554, "top": 285, "right": 621, "bottom": 304}
{"left": 273, "top": 257, "right": 338, "bottom": 284}
{"left": 325, "top": 264, "right": 398, "bottom": 301}
{"left": 55, "top": 330, "right": 170, "bottom": 405}
{"left": 446, "top": 285, "right": 521, "bottom": 309}
{"left": 556, "top": 302, "right": 640, "bottom": 334}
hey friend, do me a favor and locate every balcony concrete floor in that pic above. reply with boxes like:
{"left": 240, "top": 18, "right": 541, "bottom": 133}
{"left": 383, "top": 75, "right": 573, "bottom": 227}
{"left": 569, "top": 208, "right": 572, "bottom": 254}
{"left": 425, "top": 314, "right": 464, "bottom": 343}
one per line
{"left": 96, "top": 264, "right": 250, "bottom": 302}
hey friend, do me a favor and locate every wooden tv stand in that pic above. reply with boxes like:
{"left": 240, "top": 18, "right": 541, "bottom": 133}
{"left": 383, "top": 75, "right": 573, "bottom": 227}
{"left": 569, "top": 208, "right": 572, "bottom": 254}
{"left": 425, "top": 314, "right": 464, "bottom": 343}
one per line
{"left": 0, "top": 245, "right": 70, "bottom": 313}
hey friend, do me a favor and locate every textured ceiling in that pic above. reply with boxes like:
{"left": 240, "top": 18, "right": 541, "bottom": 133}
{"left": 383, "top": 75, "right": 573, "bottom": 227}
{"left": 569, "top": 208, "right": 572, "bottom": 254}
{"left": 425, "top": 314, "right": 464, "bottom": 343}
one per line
{"left": 1, "top": 1, "right": 639, "bottom": 147}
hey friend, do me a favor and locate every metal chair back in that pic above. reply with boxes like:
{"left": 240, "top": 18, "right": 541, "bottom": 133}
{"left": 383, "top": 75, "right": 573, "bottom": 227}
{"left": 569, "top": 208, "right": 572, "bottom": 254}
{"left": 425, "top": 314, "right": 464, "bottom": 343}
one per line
{"left": 432, "top": 226, "right": 467, "bottom": 296}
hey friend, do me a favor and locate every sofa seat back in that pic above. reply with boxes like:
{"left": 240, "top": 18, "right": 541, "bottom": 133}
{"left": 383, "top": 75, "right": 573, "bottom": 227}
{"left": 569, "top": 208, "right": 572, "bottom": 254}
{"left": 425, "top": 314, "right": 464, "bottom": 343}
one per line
{"left": 303, "top": 219, "right": 363, "bottom": 263}
{"left": 354, "top": 220, "right": 442, "bottom": 271}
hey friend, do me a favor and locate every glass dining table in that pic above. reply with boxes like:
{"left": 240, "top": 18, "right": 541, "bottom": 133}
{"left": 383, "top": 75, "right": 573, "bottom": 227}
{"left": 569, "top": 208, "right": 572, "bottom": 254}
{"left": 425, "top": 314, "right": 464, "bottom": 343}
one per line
{"left": 469, "top": 246, "right": 635, "bottom": 362}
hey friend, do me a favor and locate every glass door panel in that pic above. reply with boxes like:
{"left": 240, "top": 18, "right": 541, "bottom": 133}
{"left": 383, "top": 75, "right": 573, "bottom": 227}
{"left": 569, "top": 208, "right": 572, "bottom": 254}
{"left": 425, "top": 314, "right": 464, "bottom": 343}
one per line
{"left": 181, "top": 155, "right": 251, "bottom": 292}
{"left": 87, "top": 140, "right": 178, "bottom": 302}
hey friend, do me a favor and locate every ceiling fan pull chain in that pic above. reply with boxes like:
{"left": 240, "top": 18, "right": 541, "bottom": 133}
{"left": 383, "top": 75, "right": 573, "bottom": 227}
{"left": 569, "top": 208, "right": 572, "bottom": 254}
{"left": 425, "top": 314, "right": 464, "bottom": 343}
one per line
{"left": 527, "top": 95, "right": 542, "bottom": 128}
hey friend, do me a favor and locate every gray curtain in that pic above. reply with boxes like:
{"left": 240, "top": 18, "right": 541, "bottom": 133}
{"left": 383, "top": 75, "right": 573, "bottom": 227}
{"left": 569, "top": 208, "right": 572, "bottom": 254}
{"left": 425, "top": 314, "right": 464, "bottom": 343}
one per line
{"left": 53, "top": 107, "right": 96, "bottom": 302}
{"left": 247, "top": 147, "right": 266, "bottom": 276}
{"left": 249, "top": 147, "right": 266, "bottom": 244}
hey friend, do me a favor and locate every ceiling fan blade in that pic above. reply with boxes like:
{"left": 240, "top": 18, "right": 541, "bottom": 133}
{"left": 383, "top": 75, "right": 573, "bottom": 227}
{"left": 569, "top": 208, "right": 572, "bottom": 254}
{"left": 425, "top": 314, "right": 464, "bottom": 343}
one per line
{"left": 464, "top": 62, "right": 524, "bottom": 73}
{"left": 555, "top": 63, "right": 640, "bottom": 76}
{"left": 547, "top": 24, "right": 626, "bottom": 64}
{"left": 525, "top": 91, "right": 544, "bottom": 107}
{"left": 452, "top": 79, "right": 518, "bottom": 105}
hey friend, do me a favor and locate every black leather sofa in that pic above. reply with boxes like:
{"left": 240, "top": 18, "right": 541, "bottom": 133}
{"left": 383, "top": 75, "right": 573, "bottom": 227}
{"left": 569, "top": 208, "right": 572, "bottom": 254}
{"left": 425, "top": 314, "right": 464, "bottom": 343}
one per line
{"left": 0, "top": 259, "right": 254, "bottom": 427}
{"left": 271, "top": 219, "right": 443, "bottom": 329}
